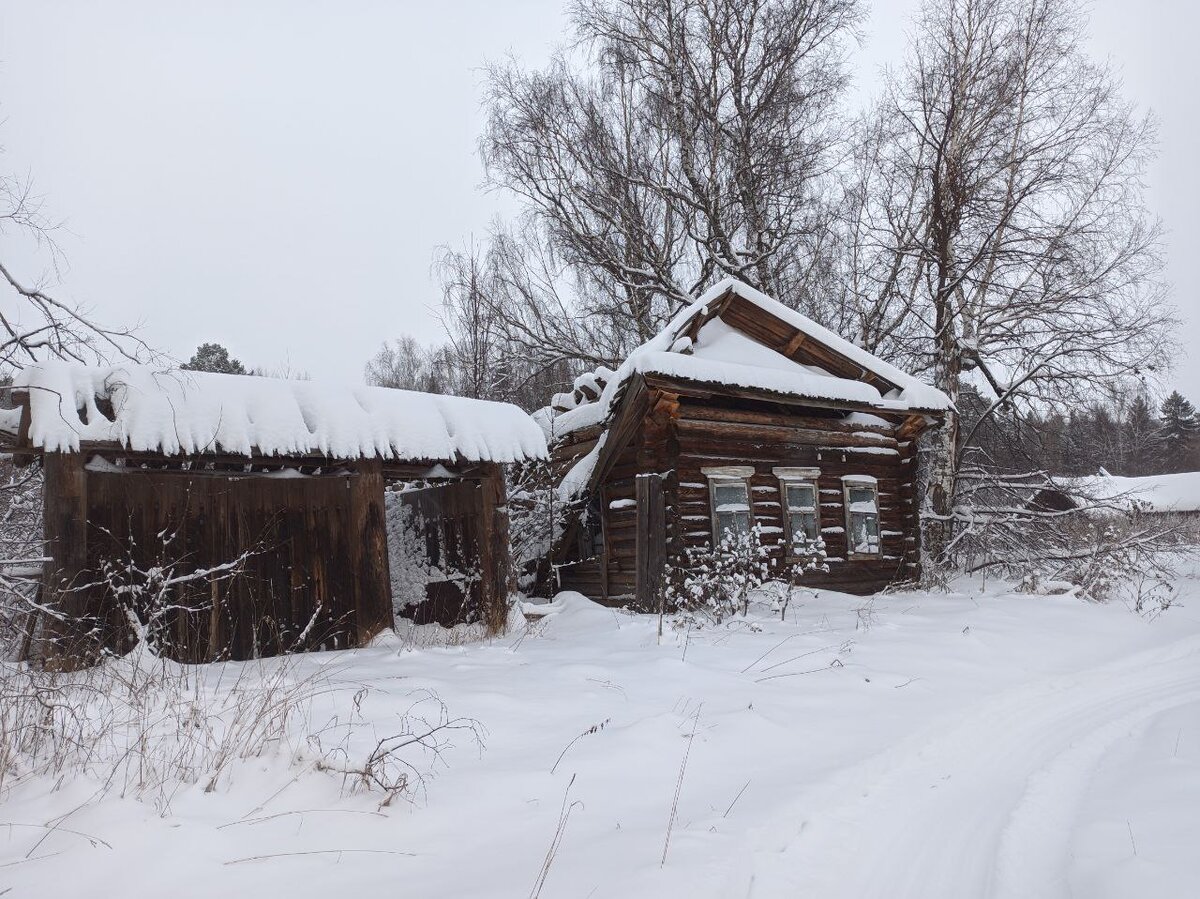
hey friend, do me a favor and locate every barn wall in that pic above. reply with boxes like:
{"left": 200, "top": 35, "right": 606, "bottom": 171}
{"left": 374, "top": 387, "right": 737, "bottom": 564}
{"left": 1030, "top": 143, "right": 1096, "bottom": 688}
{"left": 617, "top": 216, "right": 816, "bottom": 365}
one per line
{"left": 81, "top": 461, "right": 392, "bottom": 662}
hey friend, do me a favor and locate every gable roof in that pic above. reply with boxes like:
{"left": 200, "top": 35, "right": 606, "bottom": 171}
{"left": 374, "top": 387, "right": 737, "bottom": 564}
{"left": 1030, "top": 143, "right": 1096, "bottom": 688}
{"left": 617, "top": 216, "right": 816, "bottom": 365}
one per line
{"left": 540, "top": 279, "right": 950, "bottom": 504}
{"left": 6, "top": 361, "right": 547, "bottom": 465}
{"left": 539, "top": 278, "right": 950, "bottom": 445}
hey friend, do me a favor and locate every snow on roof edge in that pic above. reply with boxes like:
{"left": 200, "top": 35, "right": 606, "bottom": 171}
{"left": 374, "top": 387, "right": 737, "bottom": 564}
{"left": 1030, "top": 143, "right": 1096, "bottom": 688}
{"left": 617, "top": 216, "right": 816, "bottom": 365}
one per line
{"left": 12, "top": 361, "right": 548, "bottom": 464}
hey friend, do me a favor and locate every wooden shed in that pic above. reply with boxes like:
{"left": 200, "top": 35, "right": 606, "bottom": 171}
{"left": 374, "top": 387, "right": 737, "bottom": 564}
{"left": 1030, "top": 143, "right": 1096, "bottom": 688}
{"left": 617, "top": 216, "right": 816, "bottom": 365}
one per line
{"left": 540, "top": 279, "right": 950, "bottom": 606}
{"left": 3, "top": 363, "right": 546, "bottom": 666}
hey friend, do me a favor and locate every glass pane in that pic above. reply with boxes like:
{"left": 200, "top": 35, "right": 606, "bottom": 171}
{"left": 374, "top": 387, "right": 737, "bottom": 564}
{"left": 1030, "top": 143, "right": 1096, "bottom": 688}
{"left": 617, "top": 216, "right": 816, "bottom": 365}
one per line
{"left": 802, "top": 511, "right": 818, "bottom": 540}
{"left": 790, "top": 511, "right": 819, "bottom": 542}
{"left": 848, "top": 486, "right": 877, "bottom": 508}
{"left": 849, "top": 512, "right": 880, "bottom": 553}
{"left": 785, "top": 484, "right": 816, "bottom": 512}
{"left": 713, "top": 482, "right": 749, "bottom": 510}
{"left": 716, "top": 510, "right": 751, "bottom": 543}
{"left": 734, "top": 512, "right": 750, "bottom": 538}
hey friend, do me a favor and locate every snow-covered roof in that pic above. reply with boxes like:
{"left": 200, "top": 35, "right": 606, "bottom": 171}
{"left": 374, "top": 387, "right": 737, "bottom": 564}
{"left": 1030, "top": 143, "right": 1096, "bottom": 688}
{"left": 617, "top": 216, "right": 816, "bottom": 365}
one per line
{"left": 1067, "top": 470, "right": 1200, "bottom": 514}
{"left": 540, "top": 278, "right": 950, "bottom": 441}
{"left": 10, "top": 362, "right": 548, "bottom": 464}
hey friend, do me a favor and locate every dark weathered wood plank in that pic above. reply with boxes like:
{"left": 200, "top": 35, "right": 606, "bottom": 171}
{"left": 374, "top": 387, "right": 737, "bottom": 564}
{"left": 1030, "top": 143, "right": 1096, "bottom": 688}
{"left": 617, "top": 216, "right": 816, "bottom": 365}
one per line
{"left": 634, "top": 473, "right": 666, "bottom": 613}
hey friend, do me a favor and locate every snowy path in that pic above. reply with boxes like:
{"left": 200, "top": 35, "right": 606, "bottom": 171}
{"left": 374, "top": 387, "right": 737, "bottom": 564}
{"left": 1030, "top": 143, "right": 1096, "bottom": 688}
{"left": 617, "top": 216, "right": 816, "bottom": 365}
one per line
{"left": 4, "top": 579, "right": 1199, "bottom": 898}
{"left": 750, "top": 632, "right": 1200, "bottom": 899}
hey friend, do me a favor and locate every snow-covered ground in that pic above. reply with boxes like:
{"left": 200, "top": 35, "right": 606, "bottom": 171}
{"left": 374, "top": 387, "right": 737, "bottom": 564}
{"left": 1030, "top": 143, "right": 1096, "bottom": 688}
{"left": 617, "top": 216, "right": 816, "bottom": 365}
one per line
{"left": 4, "top": 568, "right": 1199, "bottom": 898}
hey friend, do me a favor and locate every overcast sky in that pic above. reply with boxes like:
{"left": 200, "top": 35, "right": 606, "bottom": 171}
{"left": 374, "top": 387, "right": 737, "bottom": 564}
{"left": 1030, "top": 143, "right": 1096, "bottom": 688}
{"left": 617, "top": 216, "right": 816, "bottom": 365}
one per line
{"left": 0, "top": 0, "right": 1195, "bottom": 394}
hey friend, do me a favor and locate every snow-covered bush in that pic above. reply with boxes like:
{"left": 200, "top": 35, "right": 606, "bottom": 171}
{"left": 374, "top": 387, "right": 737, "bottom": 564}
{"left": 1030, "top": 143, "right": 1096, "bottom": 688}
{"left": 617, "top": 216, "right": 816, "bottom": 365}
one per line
{"left": 669, "top": 525, "right": 829, "bottom": 624}
{"left": 668, "top": 524, "right": 771, "bottom": 624}
{"left": 385, "top": 489, "right": 486, "bottom": 620}
{"left": 1009, "top": 507, "right": 1191, "bottom": 611}
{"left": 760, "top": 535, "right": 830, "bottom": 620}
{"left": 385, "top": 492, "right": 434, "bottom": 614}
{"left": 508, "top": 457, "right": 567, "bottom": 595}
{"left": 948, "top": 465, "right": 1196, "bottom": 607}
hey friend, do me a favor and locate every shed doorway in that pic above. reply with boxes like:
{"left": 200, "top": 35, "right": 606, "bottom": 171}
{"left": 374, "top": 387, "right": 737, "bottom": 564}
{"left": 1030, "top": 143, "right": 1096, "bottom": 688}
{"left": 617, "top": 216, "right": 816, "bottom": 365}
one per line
{"left": 384, "top": 470, "right": 510, "bottom": 630}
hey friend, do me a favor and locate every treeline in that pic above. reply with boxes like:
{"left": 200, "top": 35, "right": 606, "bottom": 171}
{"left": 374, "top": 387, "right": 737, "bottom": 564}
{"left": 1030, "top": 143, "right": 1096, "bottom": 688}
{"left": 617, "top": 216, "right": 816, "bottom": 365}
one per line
{"left": 963, "top": 387, "right": 1199, "bottom": 477}
{"left": 181, "top": 342, "right": 310, "bottom": 381}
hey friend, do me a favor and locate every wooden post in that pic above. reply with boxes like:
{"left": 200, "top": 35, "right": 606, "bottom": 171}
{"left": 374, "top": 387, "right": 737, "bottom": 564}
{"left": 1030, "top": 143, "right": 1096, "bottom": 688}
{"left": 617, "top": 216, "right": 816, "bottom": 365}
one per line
{"left": 477, "top": 463, "right": 512, "bottom": 635}
{"left": 39, "top": 452, "right": 93, "bottom": 669}
{"left": 598, "top": 487, "right": 610, "bottom": 602}
{"left": 349, "top": 458, "right": 393, "bottom": 645}
{"left": 635, "top": 472, "right": 665, "bottom": 613}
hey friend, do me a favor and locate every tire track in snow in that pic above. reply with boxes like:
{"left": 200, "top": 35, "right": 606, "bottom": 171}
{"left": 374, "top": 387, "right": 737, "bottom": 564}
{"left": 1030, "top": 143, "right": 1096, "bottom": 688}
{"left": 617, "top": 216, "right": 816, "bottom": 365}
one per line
{"left": 746, "top": 633, "right": 1200, "bottom": 899}
{"left": 991, "top": 691, "right": 1200, "bottom": 899}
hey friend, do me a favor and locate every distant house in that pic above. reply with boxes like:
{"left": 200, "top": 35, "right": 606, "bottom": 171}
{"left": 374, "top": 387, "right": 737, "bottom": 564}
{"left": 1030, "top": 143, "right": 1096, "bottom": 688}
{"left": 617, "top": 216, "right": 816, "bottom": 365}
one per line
{"left": 537, "top": 279, "right": 950, "bottom": 606}
{"left": 2, "top": 363, "right": 546, "bottom": 666}
{"left": 1030, "top": 469, "right": 1200, "bottom": 518}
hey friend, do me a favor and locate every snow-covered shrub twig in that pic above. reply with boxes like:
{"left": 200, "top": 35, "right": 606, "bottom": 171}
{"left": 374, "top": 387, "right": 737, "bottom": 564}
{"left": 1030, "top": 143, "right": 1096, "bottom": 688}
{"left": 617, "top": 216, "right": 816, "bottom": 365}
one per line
{"left": 0, "top": 458, "right": 44, "bottom": 661}
{"left": 313, "top": 689, "right": 484, "bottom": 809}
{"left": 0, "top": 651, "right": 323, "bottom": 810}
{"left": 1, "top": 657, "right": 485, "bottom": 814}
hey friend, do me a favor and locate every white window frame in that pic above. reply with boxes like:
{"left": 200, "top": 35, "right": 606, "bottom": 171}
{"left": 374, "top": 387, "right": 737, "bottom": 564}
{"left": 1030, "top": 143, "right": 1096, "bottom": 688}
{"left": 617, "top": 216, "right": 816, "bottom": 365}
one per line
{"left": 842, "top": 475, "right": 881, "bottom": 557}
{"left": 702, "top": 466, "right": 755, "bottom": 546}
{"left": 773, "top": 466, "right": 821, "bottom": 554}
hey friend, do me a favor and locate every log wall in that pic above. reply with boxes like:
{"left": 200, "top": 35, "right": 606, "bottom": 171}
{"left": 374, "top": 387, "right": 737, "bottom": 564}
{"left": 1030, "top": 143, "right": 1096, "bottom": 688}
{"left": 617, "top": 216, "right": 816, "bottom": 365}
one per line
{"left": 668, "top": 398, "right": 919, "bottom": 594}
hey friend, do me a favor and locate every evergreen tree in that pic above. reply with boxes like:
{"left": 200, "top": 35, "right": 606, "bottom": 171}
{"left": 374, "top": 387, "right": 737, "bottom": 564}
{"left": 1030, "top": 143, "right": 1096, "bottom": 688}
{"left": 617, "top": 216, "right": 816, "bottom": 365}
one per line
{"left": 182, "top": 343, "right": 247, "bottom": 375}
{"left": 1121, "top": 394, "right": 1160, "bottom": 476}
{"left": 1089, "top": 404, "right": 1120, "bottom": 473}
{"left": 1159, "top": 390, "right": 1199, "bottom": 472}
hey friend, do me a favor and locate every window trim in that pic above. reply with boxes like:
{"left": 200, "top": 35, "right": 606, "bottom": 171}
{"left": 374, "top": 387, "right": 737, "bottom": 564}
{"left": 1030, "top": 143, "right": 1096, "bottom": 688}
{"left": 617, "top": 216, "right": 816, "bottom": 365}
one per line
{"left": 773, "top": 466, "right": 821, "bottom": 556}
{"left": 842, "top": 475, "right": 881, "bottom": 558}
{"left": 702, "top": 465, "right": 755, "bottom": 546}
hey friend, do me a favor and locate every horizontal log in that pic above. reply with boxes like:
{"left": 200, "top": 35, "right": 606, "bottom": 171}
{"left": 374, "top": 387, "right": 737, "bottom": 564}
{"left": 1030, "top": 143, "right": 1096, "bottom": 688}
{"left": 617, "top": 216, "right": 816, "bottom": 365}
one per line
{"left": 677, "top": 402, "right": 899, "bottom": 436}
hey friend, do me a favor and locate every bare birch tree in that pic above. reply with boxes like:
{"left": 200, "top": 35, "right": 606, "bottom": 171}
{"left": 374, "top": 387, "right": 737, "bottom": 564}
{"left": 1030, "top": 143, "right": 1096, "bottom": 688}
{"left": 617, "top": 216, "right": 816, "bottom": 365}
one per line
{"left": 364, "top": 335, "right": 446, "bottom": 394}
{"left": 842, "top": 0, "right": 1173, "bottom": 564}
{"left": 481, "top": 0, "right": 861, "bottom": 365}
{"left": 0, "top": 170, "right": 149, "bottom": 372}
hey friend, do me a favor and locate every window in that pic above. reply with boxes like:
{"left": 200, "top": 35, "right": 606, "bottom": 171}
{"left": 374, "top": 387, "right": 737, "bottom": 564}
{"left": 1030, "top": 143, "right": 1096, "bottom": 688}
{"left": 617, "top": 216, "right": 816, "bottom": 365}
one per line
{"left": 773, "top": 466, "right": 820, "bottom": 549}
{"left": 702, "top": 466, "right": 754, "bottom": 545}
{"left": 843, "top": 477, "right": 881, "bottom": 555}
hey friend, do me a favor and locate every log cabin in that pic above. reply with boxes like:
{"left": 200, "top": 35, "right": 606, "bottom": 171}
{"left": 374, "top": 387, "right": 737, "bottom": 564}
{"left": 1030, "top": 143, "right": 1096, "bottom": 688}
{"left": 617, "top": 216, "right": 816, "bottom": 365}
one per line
{"left": 538, "top": 279, "right": 950, "bottom": 606}
{"left": 1, "top": 363, "right": 546, "bottom": 666}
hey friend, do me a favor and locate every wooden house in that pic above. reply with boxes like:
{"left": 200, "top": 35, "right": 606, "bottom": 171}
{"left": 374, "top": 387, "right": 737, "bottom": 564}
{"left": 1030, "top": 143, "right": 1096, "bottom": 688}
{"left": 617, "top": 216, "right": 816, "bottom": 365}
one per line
{"left": 539, "top": 279, "right": 950, "bottom": 606}
{"left": 2, "top": 363, "right": 546, "bottom": 667}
